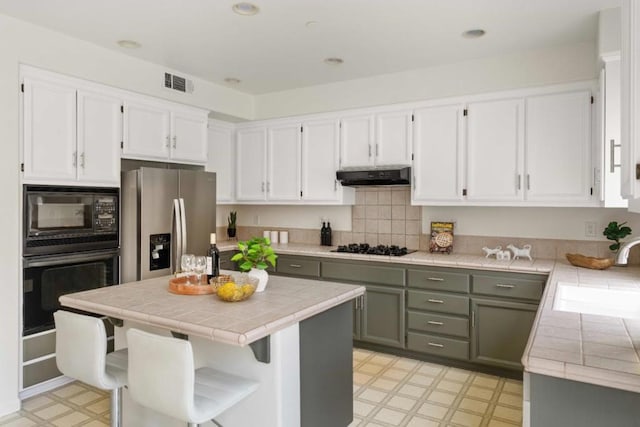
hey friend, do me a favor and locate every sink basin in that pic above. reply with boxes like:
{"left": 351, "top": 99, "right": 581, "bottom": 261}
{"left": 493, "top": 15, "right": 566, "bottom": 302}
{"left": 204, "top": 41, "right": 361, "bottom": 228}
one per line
{"left": 553, "top": 282, "right": 640, "bottom": 319}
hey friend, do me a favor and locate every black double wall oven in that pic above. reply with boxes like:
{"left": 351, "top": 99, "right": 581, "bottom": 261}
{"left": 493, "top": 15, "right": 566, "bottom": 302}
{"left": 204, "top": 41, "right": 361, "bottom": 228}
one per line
{"left": 22, "top": 185, "right": 119, "bottom": 336}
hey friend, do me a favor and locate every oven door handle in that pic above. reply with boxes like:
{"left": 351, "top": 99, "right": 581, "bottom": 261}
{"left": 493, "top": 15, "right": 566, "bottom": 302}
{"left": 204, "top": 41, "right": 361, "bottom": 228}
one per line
{"left": 23, "top": 250, "right": 119, "bottom": 268}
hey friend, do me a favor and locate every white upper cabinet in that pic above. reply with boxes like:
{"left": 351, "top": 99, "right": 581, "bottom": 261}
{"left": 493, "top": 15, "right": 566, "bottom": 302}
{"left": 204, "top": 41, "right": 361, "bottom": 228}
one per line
{"left": 235, "top": 127, "right": 268, "bottom": 201}
{"left": 122, "top": 98, "right": 207, "bottom": 164}
{"left": 267, "top": 123, "right": 301, "bottom": 201}
{"left": 22, "top": 72, "right": 120, "bottom": 187}
{"left": 340, "top": 114, "right": 374, "bottom": 167}
{"left": 301, "top": 119, "right": 341, "bottom": 202}
{"left": 412, "top": 104, "right": 465, "bottom": 204}
{"left": 23, "top": 77, "right": 77, "bottom": 183}
{"left": 466, "top": 98, "right": 525, "bottom": 202}
{"left": 122, "top": 99, "right": 170, "bottom": 160}
{"left": 525, "top": 90, "right": 593, "bottom": 203}
{"left": 375, "top": 110, "right": 413, "bottom": 166}
{"left": 206, "top": 120, "right": 234, "bottom": 203}
{"left": 76, "top": 90, "right": 121, "bottom": 185}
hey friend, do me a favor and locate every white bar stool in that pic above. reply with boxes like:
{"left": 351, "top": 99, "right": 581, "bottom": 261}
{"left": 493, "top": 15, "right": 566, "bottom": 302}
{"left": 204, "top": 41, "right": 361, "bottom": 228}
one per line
{"left": 54, "top": 310, "right": 128, "bottom": 427}
{"left": 126, "top": 328, "right": 259, "bottom": 427}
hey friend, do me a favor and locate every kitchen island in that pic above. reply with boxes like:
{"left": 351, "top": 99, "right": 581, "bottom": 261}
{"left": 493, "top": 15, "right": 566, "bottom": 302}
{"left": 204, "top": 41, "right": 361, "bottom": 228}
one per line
{"left": 59, "top": 272, "right": 365, "bottom": 427}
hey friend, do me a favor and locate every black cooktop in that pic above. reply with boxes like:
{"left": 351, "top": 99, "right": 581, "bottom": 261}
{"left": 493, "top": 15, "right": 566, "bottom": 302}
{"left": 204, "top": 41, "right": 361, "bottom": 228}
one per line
{"left": 332, "top": 243, "right": 415, "bottom": 256}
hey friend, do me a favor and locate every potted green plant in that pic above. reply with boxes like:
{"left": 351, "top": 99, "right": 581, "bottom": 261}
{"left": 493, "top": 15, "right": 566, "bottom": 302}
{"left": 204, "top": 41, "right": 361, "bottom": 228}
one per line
{"left": 230, "top": 237, "right": 277, "bottom": 292}
{"left": 227, "top": 211, "right": 237, "bottom": 239}
{"left": 603, "top": 221, "right": 632, "bottom": 252}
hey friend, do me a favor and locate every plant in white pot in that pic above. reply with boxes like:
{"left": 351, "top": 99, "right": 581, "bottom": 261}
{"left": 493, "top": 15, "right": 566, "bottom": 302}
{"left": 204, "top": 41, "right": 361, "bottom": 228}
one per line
{"left": 230, "top": 237, "right": 277, "bottom": 292}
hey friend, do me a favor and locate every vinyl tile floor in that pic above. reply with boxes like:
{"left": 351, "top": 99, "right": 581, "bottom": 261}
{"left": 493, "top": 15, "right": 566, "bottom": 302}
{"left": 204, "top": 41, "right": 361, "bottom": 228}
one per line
{"left": 0, "top": 349, "right": 523, "bottom": 426}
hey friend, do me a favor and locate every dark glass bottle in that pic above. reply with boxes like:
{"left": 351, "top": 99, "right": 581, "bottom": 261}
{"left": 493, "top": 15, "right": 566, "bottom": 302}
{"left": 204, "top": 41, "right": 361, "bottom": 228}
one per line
{"left": 326, "top": 222, "right": 332, "bottom": 246}
{"left": 206, "top": 233, "right": 220, "bottom": 281}
{"left": 321, "top": 222, "right": 327, "bottom": 246}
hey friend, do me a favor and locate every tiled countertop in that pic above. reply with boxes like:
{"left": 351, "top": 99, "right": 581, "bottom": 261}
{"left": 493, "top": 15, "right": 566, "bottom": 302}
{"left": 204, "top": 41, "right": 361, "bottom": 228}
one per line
{"left": 222, "top": 241, "right": 640, "bottom": 393}
{"left": 59, "top": 274, "right": 364, "bottom": 347}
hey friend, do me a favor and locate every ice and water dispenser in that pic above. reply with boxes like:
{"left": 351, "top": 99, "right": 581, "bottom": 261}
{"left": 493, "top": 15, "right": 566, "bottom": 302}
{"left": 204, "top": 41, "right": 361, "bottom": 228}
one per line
{"left": 149, "top": 233, "right": 171, "bottom": 271}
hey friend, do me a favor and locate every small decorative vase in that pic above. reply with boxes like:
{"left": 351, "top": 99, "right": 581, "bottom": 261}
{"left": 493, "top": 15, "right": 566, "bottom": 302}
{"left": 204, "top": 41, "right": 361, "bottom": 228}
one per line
{"left": 248, "top": 268, "right": 269, "bottom": 292}
{"left": 227, "top": 227, "right": 236, "bottom": 239}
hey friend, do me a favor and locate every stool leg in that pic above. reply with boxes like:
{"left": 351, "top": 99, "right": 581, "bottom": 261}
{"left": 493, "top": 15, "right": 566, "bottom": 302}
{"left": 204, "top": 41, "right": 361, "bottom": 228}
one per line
{"left": 110, "top": 387, "right": 122, "bottom": 427}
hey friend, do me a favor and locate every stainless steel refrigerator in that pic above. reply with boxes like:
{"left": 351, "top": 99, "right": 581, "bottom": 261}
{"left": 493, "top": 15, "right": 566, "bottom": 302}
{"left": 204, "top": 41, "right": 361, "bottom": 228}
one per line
{"left": 121, "top": 167, "right": 216, "bottom": 282}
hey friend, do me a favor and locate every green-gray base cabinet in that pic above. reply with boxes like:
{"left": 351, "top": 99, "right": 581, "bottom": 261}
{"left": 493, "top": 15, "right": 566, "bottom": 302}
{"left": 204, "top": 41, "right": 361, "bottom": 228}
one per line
{"left": 530, "top": 373, "right": 640, "bottom": 427}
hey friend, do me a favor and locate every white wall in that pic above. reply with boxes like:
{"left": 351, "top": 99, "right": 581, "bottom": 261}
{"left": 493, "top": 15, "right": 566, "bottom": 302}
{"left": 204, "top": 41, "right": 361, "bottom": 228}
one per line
{"left": 216, "top": 205, "right": 352, "bottom": 231}
{"left": 422, "top": 207, "right": 640, "bottom": 241}
{"left": 253, "top": 42, "right": 598, "bottom": 119}
{"left": 0, "top": 13, "right": 254, "bottom": 416}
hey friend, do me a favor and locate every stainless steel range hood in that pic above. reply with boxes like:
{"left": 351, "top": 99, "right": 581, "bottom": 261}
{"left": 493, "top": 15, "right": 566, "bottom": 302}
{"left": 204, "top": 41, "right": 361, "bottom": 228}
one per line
{"left": 336, "top": 166, "right": 411, "bottom": 186}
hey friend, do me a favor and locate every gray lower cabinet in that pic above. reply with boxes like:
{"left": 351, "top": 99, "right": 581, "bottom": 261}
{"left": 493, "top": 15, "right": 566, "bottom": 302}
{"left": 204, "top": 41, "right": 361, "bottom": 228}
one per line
{"left": 275, "top": 255, "right": 320, "bottom": 278}
{"left": 219, "top": 250, "right": 237, "bottom": 271}
{"left": 470, "top": 298, "right": 538, "bottom": 370}
{"left": 357, "top": 285, "right": 405, "bottom": 348}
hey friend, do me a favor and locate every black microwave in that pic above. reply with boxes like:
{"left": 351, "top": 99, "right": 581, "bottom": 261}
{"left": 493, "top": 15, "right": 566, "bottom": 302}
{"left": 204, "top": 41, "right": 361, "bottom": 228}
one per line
{"left": 23, "top": 185, "right": 119, "bottom": 256}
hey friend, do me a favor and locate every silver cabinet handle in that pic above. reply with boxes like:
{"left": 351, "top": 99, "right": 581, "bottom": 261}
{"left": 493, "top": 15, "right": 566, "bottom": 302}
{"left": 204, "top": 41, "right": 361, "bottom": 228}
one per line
{"left": 375, "top": 143, "right": 379, "bottom": 156}
{"left": 517, "top": 174, "right": 521, "bottom": 190}
{"left": 413, "top": 176, "right": 416, "bottom": 190}
{"left": 334, "top": 180, "right": 338, "bottom": 191}
{"left": 427, "top": 321, "right": 444, "bottom": 326}
{"left": 427, "top": 342, "right": 444, "bottom": 348}
{"left": 427, "top": 299, "right": 444, "bottom": 304}
{"left": 472, "top": 310, "right": 475, "bottom": 328}
{"left": 267, "top": 181, "right": 270, "bottom": 192}
{"left": 527, "top": 174, "right": 531, "bottom": 190}
{"left": 496, "top": 284, "right": 515, "bottom": 289}
{"left": 80, "top": 152, "right": 85, "bottom": 168}
{"left": 261, "top": 182, "right": 265, "bottom": 192}
{"left": 354, "top": 297, "right": 358, "bottom": 310}
{"left": 72, "top": 151, "right": 77, "bottom": 167}
{"left": 165, "top": 135, "right": 170, "bottom": 148}
{"left": 172, "top": 135, "right": 177, "bottom": 149}
{"left": 611, "top": 139, "right": 622, "bottom": 172}
{"left": 368, "top": 145, "right": 372, "bottom": 157}
{"left": 427, "top": 277, "right": 444, "bottom": 282}
{"left": 289, "top": 264, "right": 302, "bottom": 268}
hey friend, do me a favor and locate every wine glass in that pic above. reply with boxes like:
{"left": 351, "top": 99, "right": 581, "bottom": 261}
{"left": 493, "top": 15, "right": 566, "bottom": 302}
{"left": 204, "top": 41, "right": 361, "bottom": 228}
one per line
{"left": 181, "top": 254, "right": 195, "bottom": 284}
{"left": 193, "top": 256, "right": 207, "bottom": 285}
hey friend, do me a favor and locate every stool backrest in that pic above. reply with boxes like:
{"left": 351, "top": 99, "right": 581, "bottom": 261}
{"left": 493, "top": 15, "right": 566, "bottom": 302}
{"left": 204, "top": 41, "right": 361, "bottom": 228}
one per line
{"left": 54, "top": 310, "right": 108, "bottom": 389}
{"left": 126, "top": 329, "right": 194, "bottom": 421}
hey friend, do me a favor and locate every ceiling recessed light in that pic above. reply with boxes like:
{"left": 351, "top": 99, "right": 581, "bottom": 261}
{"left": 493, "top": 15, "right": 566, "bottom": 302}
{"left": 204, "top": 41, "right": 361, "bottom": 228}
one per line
{"left": 324, "top": 57, "right": 344, "bottom": 65}
{"left": 232, "top": 2, "right": 259, "bottom": 16}
{"left": 117, "top": 39, "right": 141, "bottom": 49}
{"left": 462, "top": 29, "right": 486, "bottom": 39}
{"left": 224, "top": 77, "right": 241, "bottom": 84}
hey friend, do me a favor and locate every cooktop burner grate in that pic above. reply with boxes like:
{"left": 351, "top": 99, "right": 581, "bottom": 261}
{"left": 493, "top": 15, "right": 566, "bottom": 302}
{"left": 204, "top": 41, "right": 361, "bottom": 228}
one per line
{"left": 331, "top": 243, "right": 415, "bottom": 256}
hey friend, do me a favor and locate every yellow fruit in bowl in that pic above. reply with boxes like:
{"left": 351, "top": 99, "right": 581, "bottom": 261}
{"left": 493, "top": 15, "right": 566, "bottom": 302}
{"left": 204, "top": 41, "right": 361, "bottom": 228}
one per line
{"left": 241, "top": 284, "right": 256, "bottom": 297}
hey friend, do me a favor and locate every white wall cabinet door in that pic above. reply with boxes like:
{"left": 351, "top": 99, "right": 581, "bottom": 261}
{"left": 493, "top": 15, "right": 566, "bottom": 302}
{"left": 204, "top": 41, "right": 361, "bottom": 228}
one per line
{"left": 375, "top": 110, "right": 413, "bottom": 166}
{"left": 267, "top": 124, "right": 301, "bottom": 201}
{"left": 23, "top": 77, "right": 77, "bottom": 183}
{"left": 302, "top": 119, "right": 341, "bottom": 202}
{"left": 412, "top": 104, "right": 465, "bottom": 203}
{"left": 122, "top": 99, "right": 171, "bottom": 161}
{"left": 170, "top": 109, "right": 208, "bottom": 163}
{"left": 76, "top": 90, "right": 121, "bottom": 186}
{"left": 236, "top": 127, "right": 267, "bottom": 201}
{"left": 206, "top": 121, "right": 234, "bottom": 203}
{"left": 466, "top": 98, "right": 524, "bottom": 202}
{"left": 340, "top": 114, "right": 374, "bottom": 168}
{"left": 525, "top": 91, "right": 593, "bottom": 204}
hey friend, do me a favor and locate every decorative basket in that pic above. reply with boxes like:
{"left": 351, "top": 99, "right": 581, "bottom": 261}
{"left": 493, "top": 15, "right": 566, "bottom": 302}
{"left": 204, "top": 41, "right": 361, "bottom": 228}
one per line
{"left": 214, "top": 273, "right": 258, "bottom": 302}
{"left": 168, "top": 275, "right": 213, "bottom": 295}
{"left": 565, "top": 253, "right": 615, "bottom": 270}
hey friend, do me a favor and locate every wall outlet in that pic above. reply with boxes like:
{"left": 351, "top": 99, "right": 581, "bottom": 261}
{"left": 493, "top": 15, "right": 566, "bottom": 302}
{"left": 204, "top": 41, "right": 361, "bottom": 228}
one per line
{"left": 585, "top": 221, "right": 598, "bottom": 238}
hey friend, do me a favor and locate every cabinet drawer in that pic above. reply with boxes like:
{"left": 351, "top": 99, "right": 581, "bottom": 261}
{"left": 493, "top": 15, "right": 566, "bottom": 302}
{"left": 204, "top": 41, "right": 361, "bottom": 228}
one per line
{"left": 23, "top": 331, "right": 56, "bottom": 362}
{"left": 323, "top": 261, "right": 404, "bottom": 287}
{"left": 23, "top": 357, "right": 62, "bottom": 389}
{"left": 407, "top": 311, "right": 469, "bottom": 338}
{"left": 407, "top": 290, "right": 469, "bottom": 316}
{"left": 407, "top": 269, "right": 470, "bottom": 293}
{"left": 276, "top": 256, "right": 320, "bottom": 278}
{"left": 472, "top": 274, "right": 545, "bottom": 301}
{"left": 407, "top": 332, "right": 469, "bottom": 360}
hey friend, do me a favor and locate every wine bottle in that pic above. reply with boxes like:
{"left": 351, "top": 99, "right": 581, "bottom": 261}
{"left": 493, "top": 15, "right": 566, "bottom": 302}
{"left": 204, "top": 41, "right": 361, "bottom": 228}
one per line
{"left": 206, "top": 233, "right": 220, "bottom": 281}
{"left": 321, "top": 222, "right": 327, "bottom": 246}
{"left": 326, "top": 221, "right": 332, "bottom": 246}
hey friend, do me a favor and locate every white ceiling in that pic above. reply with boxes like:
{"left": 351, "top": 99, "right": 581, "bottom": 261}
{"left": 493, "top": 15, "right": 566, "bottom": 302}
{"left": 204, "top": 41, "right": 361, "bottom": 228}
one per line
{"left": 0, "top": 0, "right": 621, "bottom": 95}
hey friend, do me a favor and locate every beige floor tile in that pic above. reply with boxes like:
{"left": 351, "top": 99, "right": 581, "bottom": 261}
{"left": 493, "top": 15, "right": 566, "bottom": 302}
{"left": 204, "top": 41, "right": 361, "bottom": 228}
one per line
{"left": 34, "top": 403, "right": 73, "bottom": 420}
{"left": 406, "top": 415, "right": 440, "bottom": 427}
{"left": 426, "top": 390, "right": 457, "bottom": 406}
{"left": 392, "top": 358, "right": 419, "bottom": 371}
{"left": 386, "top": 395, "right": 417, "bottom": 411}
{"left": 361, "top": 422, "right": 385, "bottom": 427}
{"left": 354, "top": 400, "right": 377, "bottom": 417}
{"left": 397, "top": 384, "right": 428, "bottom": 398}
{"left": 492, "top": 405, "right": 523, "bottom": 423}
{"left": 51, "top": 411, "right": 90, "bottom": 427}
{"left": 417, "top": 364, "right": 444, "bottom": 376}
{"left": 372, "top": 407, "right": 406, "bottom": 425}
{"left": 359, "top": 363, "right": 385, "bottom": 375}
{"left": 354, "top": 372, "right": 374, "bottom": 385}
{"left": 0, "top": 417, "right": 39, "bottom": 427}
{"left": 501, "top": 381, "right": 523, "bottom": 395}
{"left": 85, "top": 399, "right": 110, "bottom": 415}
{"left": 51, "top": 384, "right": 86, "bottom": 399}
{"left": 22, "top": 395, "right": 55, "bottom": 411}
{"left": 498, "top": 392, "right": 523, "bottom": 408}
{"left": 436, "top": 379, "right": 464, "bottom": 393}
{"left": 381, "top": 368, "right": 410, "bottom": 381}
{"left": 370, "top": 378, "right": 399, "bottom": 391}
{"left": 80, "top": 421, "right": 109, "bottom": 427}
{"left": 465, "top": 385, "right": 495, "bottom": 401}
{"left": 450, "top": 410, "right": 483, "bottom": 427}
{"left": 487, "top": 419, "right": 520, "bottom": 427}
{"left": 68, "top": 391, "right": 103, "bottom": 406}
{"left": 472, "top": 375, "right": 500, "bottom": 389}
{"left": 457, "top": 397, "right": 489, "bottom": 415}
{"left": 416, "top": 402, "right": 449, "bottom": 420}
{"left": 444, "top": 369, "right": 472, "bottom": 383}
{"left": 407, "top": 373, "right": 436, "bottom": 386}
{"left": 369, "top": 354, "right": 395, "bottom": 366}
{"left": 358, "top": 388, "right": 388, "bottom": 403}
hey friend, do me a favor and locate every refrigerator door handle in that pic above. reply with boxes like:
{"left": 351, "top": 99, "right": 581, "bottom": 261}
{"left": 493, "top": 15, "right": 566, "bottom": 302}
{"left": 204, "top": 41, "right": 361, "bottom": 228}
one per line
{"left": 179, "top": 198, "right": 187, "bottom": 259}
{"left": 173, "top": 198, "right": 182, "bottom": 273}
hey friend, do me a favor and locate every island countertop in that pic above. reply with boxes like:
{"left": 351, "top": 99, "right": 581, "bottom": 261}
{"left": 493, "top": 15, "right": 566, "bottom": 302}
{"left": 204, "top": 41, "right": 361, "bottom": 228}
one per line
{"left": 59, "top": 272, "right": 365, "bottom": 346}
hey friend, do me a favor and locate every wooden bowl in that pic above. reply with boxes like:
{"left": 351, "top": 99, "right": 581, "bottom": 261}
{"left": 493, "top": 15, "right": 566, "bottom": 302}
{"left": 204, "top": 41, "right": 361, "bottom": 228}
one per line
{"left": 168, "top": 275, "right": 214, "bottom": 295}
{"left": 566, "top": 253, "right": 615, "bottom": 270}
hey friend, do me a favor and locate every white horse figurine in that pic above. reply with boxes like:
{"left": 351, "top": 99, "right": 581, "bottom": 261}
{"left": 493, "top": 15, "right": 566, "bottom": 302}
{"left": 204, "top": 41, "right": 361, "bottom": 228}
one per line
{"left": 507, "top": 244, "right": 532, "bottom": 261}
{"left": 482, "top": 246, "right": 502, "bottom": 258}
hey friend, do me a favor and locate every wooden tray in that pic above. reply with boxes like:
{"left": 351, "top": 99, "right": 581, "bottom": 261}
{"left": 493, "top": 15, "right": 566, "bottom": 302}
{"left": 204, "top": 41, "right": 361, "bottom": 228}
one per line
{"left": 566, "top": 253, "right": 615, "bottom": 270}
{"left": 168, "top": 276, "right": 213, "bottom": 295}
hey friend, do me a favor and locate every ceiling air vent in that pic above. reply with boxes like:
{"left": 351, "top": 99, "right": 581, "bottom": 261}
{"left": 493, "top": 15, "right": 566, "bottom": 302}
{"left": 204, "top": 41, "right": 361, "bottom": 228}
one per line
{"left": 164, "top": 72, "right": 194, "bottom": 93}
